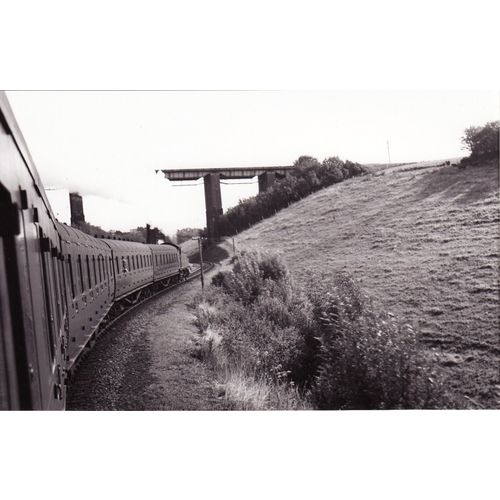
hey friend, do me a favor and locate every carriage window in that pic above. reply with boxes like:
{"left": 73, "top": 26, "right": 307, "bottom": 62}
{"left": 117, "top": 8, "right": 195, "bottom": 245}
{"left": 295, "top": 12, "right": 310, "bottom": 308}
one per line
{"left": 97, "top": 256, "right": 101, "bottom": 283}
{"left": 80, "top": 255, "right": 86, "bottom": 291}
{"left": 86, "top": 255, "right": 92, "bottom": 288}
{"left": 68, "top": 255, "right": 75, "bottom": 298}
{"left": 127, "top": 256, "right": 130, "bottom": 271}
{"left": 76, "top": 255, "right": 83, "bottom": 292}
{"left": 115, "top": 256, "right": 120, "bottom": 274}
{"left": 93, "top": 256, "right": 97, "bottom": 285}
{"left": 57, "top": 258, "right": 66, "bottom": 314}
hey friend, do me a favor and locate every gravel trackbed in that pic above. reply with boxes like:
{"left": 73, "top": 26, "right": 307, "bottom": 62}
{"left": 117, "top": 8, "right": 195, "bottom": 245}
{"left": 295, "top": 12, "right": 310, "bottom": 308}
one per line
{"left": 68, "top": 273, "right": 231, "bottom": 411}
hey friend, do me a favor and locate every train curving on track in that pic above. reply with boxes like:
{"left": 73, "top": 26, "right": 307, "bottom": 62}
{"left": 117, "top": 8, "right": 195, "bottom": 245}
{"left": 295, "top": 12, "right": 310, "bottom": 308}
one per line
{"left": 0, "top": 92, "right": 195, "bottom": 410}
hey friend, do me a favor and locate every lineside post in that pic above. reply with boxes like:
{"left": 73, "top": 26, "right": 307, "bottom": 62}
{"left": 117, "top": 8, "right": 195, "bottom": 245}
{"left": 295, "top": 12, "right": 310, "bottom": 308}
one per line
{"left": 193, "top": 236, "right": 204, "bottom": 290}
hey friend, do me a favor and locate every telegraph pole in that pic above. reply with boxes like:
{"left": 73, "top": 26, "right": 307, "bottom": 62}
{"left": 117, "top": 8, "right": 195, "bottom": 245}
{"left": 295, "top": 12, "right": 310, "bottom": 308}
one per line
{"left": 192, "top": 237, "right": 204, "bottom": 290}
{"left": 387, "top": 139, "right": 392, "bottom": 166}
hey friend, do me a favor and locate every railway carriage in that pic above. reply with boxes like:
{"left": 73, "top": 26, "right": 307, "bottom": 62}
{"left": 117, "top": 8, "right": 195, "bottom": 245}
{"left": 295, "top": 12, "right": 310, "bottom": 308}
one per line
{"left": 105, "top": 239, "right": 154, "bottom": 300}
{"left": 57, "top": 222, "right": 114, "bottom": 367}
{"left": 0, "top": 93, "right": 66, "bottom": 410}
{"left": 0, "top": 91, "right": 193, "bottom": 410}
{"left": 149, "top": 242, "right": 182, "bottom": 283}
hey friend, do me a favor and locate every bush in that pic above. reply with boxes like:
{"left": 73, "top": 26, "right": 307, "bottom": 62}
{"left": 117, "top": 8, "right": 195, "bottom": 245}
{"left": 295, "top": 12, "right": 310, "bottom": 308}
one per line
{"left": 207, "top": 251, "right": 315, "bottom": 383}
{"left": 196, "top": 253, "right": 453, "bottom": 409}
{"left": 212, "top": 251, "right": 291, "bottom": 304}
{"left": 308, "top": 275, "right": 452, "bottom": 409}
{"left": 461, "top": 121, "right": 499, "bottom": 160}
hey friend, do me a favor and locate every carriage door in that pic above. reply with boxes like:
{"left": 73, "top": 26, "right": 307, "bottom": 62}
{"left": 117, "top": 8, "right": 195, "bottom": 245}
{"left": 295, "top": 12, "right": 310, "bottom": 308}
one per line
{"left": 37, "top": 227, "right": 66, "bottom": 409}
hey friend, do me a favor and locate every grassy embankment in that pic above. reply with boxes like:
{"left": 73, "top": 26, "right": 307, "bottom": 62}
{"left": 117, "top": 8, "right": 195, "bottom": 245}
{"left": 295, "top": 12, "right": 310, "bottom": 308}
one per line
{"left": 220, "top": 158, "right": 498, "bottom": 408}
{"left": 194, "top": 249, "right": 455, "bottom": 410}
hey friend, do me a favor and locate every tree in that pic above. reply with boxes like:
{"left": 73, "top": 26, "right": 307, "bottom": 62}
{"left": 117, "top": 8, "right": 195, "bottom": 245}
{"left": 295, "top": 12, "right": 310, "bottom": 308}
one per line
{"left": 461, "top": 121, "right": 499, "bottom": 159}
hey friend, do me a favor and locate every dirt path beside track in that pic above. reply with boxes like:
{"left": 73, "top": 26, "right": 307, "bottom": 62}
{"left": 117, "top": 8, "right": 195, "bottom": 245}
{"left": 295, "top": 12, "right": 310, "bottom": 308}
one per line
{"left": 68, "top": 268, "right": 232, "bottom": 411}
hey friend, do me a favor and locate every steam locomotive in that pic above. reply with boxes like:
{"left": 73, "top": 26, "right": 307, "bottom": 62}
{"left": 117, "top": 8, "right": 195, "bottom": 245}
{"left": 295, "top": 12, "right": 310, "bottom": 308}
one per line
{"left": 0, "top": 92, "right": 191, "bottom": 410}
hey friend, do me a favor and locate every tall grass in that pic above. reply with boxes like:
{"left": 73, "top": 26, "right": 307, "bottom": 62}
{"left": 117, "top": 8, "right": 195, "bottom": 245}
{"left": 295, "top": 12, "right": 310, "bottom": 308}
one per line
{"left": 194, "top": 251, "right": 456, "bottom": 409}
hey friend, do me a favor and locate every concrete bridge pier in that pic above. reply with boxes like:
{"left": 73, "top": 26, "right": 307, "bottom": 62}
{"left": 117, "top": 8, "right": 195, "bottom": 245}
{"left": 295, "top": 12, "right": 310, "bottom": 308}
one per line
{"left": 203, "top": 173, "right": 223, "bottom": 241}
{"left": 258, "top": 171, "right": 276, "bottom": 193}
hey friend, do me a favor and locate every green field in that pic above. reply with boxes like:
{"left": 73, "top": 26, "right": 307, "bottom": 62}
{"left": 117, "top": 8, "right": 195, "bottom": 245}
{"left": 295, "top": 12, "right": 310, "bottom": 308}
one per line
{"left": 232, "top": 160, "right": 499, "bottom": 408}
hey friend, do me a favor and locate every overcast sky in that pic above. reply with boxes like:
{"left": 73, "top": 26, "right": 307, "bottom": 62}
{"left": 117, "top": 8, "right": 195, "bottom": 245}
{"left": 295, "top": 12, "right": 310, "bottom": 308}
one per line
{"left": 7, "top": 91, "right": 499, "bottom": 236}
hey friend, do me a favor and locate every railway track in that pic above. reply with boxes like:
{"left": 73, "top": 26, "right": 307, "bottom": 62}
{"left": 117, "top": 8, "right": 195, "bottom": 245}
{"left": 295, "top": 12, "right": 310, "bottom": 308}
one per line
{"left": 66, "top": 262, "right": 214, "bottom": 390}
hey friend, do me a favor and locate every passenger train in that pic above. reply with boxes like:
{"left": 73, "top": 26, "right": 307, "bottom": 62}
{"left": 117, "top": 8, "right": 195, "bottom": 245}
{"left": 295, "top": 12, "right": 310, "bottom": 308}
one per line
{"left": 0, "top": 92, "right": 191, "bottom": 410}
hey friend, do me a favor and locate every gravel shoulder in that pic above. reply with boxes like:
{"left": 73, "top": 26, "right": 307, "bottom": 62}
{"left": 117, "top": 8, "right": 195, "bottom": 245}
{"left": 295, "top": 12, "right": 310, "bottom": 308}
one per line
{"left": 68, "top": 270, "right": 232, "bottom": 411}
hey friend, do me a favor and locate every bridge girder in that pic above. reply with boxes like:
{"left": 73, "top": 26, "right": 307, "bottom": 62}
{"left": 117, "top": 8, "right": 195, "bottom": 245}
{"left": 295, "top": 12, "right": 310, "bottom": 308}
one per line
{"left": 160, "top": 166, "right": 293, "bottom": 241}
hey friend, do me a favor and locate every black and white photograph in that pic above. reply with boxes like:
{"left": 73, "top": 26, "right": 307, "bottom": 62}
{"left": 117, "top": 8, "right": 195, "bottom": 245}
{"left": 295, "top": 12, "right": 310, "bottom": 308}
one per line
{"left": 0, "top": 1, "right": 499, "bottom": 499}
{"left": 1, "top": 90, "right": 498, "bottom": 411}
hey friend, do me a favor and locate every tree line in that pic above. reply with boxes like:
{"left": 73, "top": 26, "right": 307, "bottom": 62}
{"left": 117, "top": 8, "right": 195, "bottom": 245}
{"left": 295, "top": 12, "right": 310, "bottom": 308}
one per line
{"left": 217, "top": 155, "right": 367, "bottom": 236}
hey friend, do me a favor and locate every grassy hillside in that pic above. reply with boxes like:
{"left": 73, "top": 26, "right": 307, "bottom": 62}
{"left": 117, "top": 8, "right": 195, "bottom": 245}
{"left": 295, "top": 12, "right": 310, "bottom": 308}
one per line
{"left": 231, "top": 159, "right": 499, "bottom": 408}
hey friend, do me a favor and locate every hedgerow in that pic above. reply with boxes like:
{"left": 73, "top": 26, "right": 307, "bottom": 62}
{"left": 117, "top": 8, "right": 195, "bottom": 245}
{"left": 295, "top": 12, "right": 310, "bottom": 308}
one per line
{"left": 218, "top": 156, "right": 367, "bottom": 236}
{"left": 194, "top": 251, "right": 455, "bottom": 409}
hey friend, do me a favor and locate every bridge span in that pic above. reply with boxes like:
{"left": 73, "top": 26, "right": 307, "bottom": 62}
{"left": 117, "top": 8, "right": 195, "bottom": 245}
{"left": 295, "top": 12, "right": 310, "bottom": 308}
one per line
{"left": 160, "top": 166, "right": 293, "bottom": 240}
